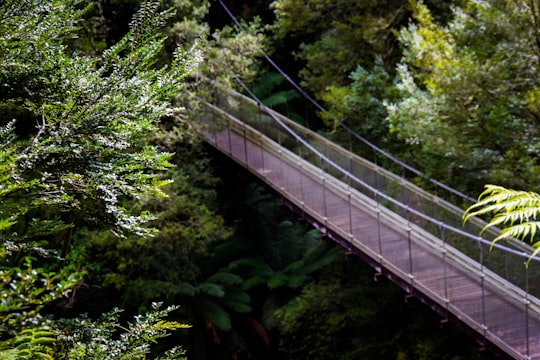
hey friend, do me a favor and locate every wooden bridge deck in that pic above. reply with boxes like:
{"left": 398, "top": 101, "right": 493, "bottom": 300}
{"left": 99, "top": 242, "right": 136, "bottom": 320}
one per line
{"left": 203, "top": 122, "right": 540, "bottom": 359}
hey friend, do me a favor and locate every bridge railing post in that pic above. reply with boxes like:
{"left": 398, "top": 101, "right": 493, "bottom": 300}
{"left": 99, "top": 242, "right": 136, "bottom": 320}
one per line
{"left": 376, "top": 203, "right": 383, "bottom": 263}
{"left": 525, "top": 263, "right": 530, "bottom": 359}
{"left": 479, "top": 240, "right": 487, "bottom": 337}
{"left": 347, "top": 178, "right": 353, "bottom": 238}
{"left": 227, "top": 120, "right": 233, "bottom": 156}
{"left": 406, "top": 207, "right": 414, "bottom": 289}
{"left": 257, "top": 103, "right": 265, "bottom": 174}
{"left": 319, "top": 155, "right": 328, "bottom": 229}
{"left": 277, "top": 115, "right": 285, "bottom": 192}
{"left": 440, "top": 223, "right": 449, "bottom": 313}
{"left": 297, "top": 137, "right": 305, "bottom": 210}
{"left": 210, "top": 82, "right": 218, "bottom": 147}
{"left": 242, "top": 126, "right": 248, "bottom": 169}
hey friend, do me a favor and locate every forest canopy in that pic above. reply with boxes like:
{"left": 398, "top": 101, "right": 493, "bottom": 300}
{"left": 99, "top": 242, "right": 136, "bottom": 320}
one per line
{"left": 0, "top": 0, "right": 534, "bottom": 359}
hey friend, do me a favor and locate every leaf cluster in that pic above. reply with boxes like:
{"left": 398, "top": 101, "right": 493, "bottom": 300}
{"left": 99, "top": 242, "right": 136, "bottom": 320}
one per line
{"left": 1, "top": 0, "right": 199, "bottom": 249}
{"left": 269, "top": 0, "right": 409, "bottom": 98}
{"left": 464, "top": 185, "right": 540, "bottom": 262}
{"left": 0, "top": 0, "right": 197, "bottom": 357}
{"left": 387, "top": 0, "right": 540, "bottom": 192}
{"left": 53, "top": 303, "right": 188, "bottom": 359}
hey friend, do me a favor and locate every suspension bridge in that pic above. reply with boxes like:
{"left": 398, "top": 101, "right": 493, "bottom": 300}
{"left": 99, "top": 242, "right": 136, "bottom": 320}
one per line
{"left": 196, "top": 79, "right": 540, "bottom": 359}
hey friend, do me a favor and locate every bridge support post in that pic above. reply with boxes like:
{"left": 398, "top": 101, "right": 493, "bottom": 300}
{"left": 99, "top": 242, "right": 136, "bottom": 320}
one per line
{"left": 525, "top": 264, "right": 530, "bottom": 359}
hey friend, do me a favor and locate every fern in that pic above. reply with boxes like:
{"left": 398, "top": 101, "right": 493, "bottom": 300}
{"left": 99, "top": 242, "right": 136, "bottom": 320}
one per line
{"left": 464, "top": 184, "right": 540, "bottom": 263}
{"left": 198, "top": 283, "right": 225, "bottom": 298}
{"left": 205, "top": 271, "right": 243, "bottom": 286}
{"left": 194, "top": 299, "right": 232, "bottom": 331}
{"left": 219, "top": 288, "right": 251, "bottom": 314}
{"left": 0, "top": 327, "right": 56, "bottom": 360}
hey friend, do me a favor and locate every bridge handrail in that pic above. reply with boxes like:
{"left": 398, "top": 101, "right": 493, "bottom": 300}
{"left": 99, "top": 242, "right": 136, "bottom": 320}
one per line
{"left": 201, "top": 99, "right": 540, "bottom": 358}
{"left": 216, "top": 0, "right": 475, "bottom": 204}
{"left": 225, "top": 86, "right": 530, "bottom": 252}
{"left": 263, "top": 106, "right": 528, "bottom": 247}
{"left": 200, "top": 80, "right": 540, "bottom": 298}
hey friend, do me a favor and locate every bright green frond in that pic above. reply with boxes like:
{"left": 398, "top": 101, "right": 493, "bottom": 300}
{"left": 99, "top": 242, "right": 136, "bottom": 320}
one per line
{"left": 464, "top": 185, "right": 540, "bottom": 225}
{"left": 464, "top": 184, "right": 540, "bottom": 264}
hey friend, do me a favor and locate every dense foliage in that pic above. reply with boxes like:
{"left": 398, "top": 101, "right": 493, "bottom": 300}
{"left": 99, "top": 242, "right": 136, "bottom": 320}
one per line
{"left": 0, "top": 0, "right": 196, "bottom": 357}
{"left": 3, "top": 0, "right": 535, "bottom": 358}
{"left": 387, "top": 0, "right": 540, "bottom": 194}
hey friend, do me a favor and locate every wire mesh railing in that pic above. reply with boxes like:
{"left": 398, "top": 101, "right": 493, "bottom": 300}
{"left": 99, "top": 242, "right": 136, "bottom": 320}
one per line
{"left": 219, "top": 82, "right": 540, "bottom": 283}
{"left": 215, "top": 0, "right": 477, "bottom": 206}
{"left": 198, "top": 80, "right": 540, "bottom": 359}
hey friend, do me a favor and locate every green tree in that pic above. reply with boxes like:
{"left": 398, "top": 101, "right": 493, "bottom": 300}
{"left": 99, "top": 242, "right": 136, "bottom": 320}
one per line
{"left": 386, "top": 0, "right": 540, "bottom": 194}
{"left": 0, "top": 0, "right": 195, "bottom": 356}
{"left": 320, "top": 62, "right": 406, "bottom": 169}
{"left": 0, "top": 0, "right": 197, "bottom": 252}
{"left": 53, "top": 303, "right": 188, "bottom": 360}
{"left": 268, "top": 0, "right": 461, "bottom": 101}
{"left": 269, "top": 0, "right": 409, "bottom": 98}
{"left": 275, "top": 257, "right": 496, "bottom": 360}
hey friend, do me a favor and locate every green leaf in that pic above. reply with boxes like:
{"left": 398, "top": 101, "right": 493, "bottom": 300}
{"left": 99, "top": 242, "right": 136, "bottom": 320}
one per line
{"left": 198, "top": 283, "right": 225, "bottom": 298}
{"left": 268, "top": 272, "right": 289, "bottom": 289}
{"left": 205, "top": 271, "right": 243, "bottom": 286}
{"left": 195, "top": 299, "right": 231, "bottom": 331}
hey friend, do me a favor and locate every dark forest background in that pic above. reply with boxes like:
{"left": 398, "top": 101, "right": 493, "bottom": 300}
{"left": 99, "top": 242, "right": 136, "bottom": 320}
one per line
{"left": 3, "top": 0, "right": 538, "bottom": 358}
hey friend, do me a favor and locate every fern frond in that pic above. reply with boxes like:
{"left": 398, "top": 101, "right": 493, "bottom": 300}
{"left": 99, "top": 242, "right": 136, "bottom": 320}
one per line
{"left": 154, "top": 320, "right": 191, "bottom": 331}
{"left": 301, "top": 246, "right": 343, "bottom": 275}
{"left": 205, "top": 271, "right": 243, "bottom": 286}
{"left": 194, "top": 299, "right": 231, "bottom": 331}
{"left": 528, "top": 243, "right": 540, "bottom": 267}
{"left": 198, "top": 283, "right": 225, "bottom": 298}
{"left": 488, "top": 206, "right": 540, "bottom": 227}
{"left": 219, "top": 288, "right": 251, "bottom": 314}
{"left": 0, "top": 327, "right": 56, "bottom": 360}
{"left": 464, "top": 185, "right": 540, "bottom": 227}
{"left": 228, "top": 257, "right": 272, "bottom": 272}
{"left": 464, "top": 184, "right": 540, "bottom": 265}
{"left": 493, "top": 221, "right": 540, "bottom": 243}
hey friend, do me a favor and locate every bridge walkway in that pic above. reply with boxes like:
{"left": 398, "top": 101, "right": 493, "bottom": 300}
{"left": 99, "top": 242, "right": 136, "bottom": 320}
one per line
{"left": 198, "top": 86, "right": 540, "bottom": 359}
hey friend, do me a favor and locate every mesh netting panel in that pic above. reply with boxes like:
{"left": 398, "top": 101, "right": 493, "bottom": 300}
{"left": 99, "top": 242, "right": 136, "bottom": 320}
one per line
{"left": 204, "top": 85, "right": 540, "bottom": 300}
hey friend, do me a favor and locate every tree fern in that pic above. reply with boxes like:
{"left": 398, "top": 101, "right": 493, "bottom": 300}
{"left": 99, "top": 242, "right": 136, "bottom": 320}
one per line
{"left": 464, "top": 184, "right": 540, "bottom": 261}
{"left": 252, "top": 72, "right": 300, "bottom": 108}
{"left": 198, "top": 283, "right": 226, "bottom": 298}
{"left": 0, "top": 328, "right": 56, "bottom": 360}
{"left": 205, "top": 271, "right": 243, "bottom": 286}
{"left": 219, "top": 288, "right": 251, "bottom": 314}
{"left": 194, "top": 299, "right": 232, "bottom": 331}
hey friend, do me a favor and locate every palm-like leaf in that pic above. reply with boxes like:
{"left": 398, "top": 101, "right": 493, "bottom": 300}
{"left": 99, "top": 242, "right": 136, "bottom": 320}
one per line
{"left": 464, "top": 185, "right": 540, "bottom": 263}
{"left": 206, "top": 271, "right": 243, "bottom": 286}
{"left": 219, "top": 288, "right": 251, "bottom": 314}
{"left": 198, "top": 283, "right": 225, "bottom": 298}
{"left": 464, "top": 185, "right": 540, "bottom": 222}
{"left": 497, "top": 221, "right": 540, "bottom": 243}
{"left": 0, "top": 328, "right": 56, "bottom": 360}
{"left": 194, "top": 299, "right": 231, "bottom": 331}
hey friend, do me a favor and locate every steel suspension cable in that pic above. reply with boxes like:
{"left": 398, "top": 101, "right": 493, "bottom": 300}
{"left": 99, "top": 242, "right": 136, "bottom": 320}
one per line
{"left": 228, "top": 75, "right": 538, "bottom": 262}
{"left": 215, "top": 0, "right": 476, "bottom": 203}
